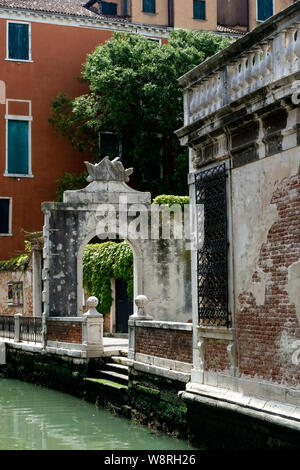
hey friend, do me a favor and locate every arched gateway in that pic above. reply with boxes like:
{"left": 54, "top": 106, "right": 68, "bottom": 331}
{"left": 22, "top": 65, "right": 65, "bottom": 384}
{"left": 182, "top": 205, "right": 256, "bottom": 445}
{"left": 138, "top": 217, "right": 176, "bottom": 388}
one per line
{"left": 41, "top": 157, "right": 192, "bottom": 321}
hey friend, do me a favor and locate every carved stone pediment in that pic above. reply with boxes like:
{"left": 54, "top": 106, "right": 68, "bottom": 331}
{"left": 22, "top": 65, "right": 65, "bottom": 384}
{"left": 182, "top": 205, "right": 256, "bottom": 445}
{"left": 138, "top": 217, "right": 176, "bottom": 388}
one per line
{"left": 85, "top": 157, "right": 133, "bottom": 183}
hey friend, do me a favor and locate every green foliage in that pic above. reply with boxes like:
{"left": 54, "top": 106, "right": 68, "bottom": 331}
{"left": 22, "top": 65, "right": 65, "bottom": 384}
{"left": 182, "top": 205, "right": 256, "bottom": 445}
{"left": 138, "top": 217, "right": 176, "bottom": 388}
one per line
{"left": 56, "top": 171, "right": 88, "bottom": 202}
{"left": 50, "top": 30, "right": 230, "bottom": 198}
{"left": 82, "top": 241, "right": 133, "bottom": 314}
{"left": 153, "top": 194, "right": 190, "bottom": 207}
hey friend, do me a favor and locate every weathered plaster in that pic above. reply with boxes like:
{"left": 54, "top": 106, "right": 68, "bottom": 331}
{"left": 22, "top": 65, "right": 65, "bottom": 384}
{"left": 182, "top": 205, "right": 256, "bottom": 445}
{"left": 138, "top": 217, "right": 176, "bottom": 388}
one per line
{"left": 287, "top": 261, "right": 300, "bottom": 325}
{"left": 232, "top": 147, "right": 300, "bottom": 307}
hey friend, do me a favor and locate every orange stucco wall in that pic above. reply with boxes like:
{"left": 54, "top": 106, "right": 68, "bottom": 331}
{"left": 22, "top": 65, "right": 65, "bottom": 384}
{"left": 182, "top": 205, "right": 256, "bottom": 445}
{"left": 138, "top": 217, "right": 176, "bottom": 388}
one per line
{"left": 131, "top": 0, "right": 169, "bottom": 26}
{"left": 174, "top": 0, "right": 217, "bottom": 31}
{"left": 0, "top": 17, "right": 165, "bottom": 260}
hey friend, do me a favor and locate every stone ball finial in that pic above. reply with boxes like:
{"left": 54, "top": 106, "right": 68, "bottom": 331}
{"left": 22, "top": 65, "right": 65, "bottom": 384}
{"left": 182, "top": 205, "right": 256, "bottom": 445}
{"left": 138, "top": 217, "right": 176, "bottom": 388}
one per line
{"left": 135, "top": 295, "right": 149, "bottom": 311}
{"left": 87, "top": 296, "right": 99, "bottom": 308}
{"left": 84, "top": 296, "right": 102, "bottom": 316}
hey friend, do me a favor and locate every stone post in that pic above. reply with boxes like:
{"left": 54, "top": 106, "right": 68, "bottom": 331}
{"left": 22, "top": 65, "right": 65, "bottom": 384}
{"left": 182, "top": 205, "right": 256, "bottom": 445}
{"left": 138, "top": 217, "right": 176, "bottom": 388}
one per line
{"left": 83, "top": 296, "right": 104, "bottom": 357}
{"left": 14, "top": 313, "right": 22, "bottom": 343}
{"left": 128, "top": 295, "right": 151, "bottom": 361}
{"left": 32, "top": 248, "right": 42, "bottom": 317}
{"left": 41, "top": 312, "right": 47, "bottom": 350}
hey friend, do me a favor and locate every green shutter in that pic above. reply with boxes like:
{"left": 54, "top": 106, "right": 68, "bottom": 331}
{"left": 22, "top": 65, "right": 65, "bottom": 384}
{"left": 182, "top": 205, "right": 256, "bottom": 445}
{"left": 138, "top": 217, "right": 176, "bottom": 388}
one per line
{"left": 143, "top": 0, "right": 155, "bottom": 14}
{"left": 8, "top": 23, "right": 29, "bottom": 60}
{"left": 194, "top": 0, "right": 206, "bottom": 20}
{"left": 257, "top": 0, "right": 273, "bottom": 21}
{"left": 101, "top": 2, "right": 118, "bottom": 15}
{"left": 7, "top": 120, "right": 29, "bottom": 175}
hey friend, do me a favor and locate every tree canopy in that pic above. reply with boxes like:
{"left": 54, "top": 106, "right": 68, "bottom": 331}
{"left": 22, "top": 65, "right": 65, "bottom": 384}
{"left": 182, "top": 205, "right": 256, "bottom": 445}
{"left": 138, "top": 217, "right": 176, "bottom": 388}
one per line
{"left": 50, "top": 30, "right": 230, "bottom": 199}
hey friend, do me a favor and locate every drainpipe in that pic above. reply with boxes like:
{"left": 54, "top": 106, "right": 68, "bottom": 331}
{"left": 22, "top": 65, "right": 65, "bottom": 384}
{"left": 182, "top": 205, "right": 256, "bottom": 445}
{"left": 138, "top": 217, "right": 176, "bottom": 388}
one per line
{"left": 168, "top": 0, "right": 174, "bottom": 27}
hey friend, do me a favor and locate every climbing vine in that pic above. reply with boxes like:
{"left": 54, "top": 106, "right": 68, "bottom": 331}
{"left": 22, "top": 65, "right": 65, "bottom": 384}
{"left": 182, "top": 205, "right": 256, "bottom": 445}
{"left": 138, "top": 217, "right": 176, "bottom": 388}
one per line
{"left": 0, "top": 241, "right": 32, "bottom": 272}
{"left": 82, "top": 241, "right": 133, "bottom": 314}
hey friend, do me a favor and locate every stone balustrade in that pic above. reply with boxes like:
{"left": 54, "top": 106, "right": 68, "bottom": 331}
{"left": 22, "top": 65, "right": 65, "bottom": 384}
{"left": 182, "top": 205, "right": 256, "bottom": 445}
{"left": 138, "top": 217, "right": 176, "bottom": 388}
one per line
{"left": 181, "top": 2, "right": 300, "bottom": 126}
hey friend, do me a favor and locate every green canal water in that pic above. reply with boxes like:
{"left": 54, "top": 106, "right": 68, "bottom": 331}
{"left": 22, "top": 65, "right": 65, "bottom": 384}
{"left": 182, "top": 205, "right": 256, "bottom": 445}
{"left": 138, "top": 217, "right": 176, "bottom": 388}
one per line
{"left": 0, "top": 378, "right": 199, "bottom": 450}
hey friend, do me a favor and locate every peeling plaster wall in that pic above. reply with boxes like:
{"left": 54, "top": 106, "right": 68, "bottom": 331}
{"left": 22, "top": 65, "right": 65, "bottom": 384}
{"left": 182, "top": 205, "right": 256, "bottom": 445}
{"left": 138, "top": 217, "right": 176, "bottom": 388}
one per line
{"left": 233, "top": 147, "right": 300, "bottom": 387}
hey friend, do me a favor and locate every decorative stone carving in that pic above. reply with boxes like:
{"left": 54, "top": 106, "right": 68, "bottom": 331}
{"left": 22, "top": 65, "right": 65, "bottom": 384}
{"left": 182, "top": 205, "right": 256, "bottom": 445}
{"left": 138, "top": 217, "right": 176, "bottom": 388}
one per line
{"left": 85, "top": 156, "right": 133, "bottom": 183}
{"left": 84, "top": 296, "right": 102, "bottom": 317}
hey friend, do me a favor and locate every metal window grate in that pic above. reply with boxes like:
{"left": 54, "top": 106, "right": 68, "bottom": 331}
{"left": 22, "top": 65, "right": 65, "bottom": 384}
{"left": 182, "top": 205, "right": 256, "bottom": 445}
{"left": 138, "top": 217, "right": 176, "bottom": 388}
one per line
{"left": 195, "top": 163, "right": 230, "bottom": 327}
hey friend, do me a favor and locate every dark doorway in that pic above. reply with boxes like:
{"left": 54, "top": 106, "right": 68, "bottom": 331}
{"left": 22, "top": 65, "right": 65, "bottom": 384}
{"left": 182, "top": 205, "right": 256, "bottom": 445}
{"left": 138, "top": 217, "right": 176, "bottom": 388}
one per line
{"left": 115, "top": 278, "right": 133, "bottom": 333}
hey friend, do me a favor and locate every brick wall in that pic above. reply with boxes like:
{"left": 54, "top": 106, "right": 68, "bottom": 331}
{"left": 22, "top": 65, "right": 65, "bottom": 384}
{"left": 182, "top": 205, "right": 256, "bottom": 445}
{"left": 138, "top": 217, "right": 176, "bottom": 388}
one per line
{"left": 0, "top": 269, "right": 33, "bottom": 316}
{"left": 135, "top": 326, "right": 193, "bottom": 363}
{"left": 204, "top": 339, "right": 231, "bottom": 372}
{"left": 237, "top": 174, "right": 300, "bottom": 387}
{"left": 47, "top": 321, "right": 82, "bottom": 344}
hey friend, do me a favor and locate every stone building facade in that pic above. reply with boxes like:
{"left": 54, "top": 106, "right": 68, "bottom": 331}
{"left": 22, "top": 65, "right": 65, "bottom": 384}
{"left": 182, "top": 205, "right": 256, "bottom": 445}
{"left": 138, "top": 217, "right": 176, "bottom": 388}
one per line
{"left": 176, "top": 0, "right": 300, "bottom": 447}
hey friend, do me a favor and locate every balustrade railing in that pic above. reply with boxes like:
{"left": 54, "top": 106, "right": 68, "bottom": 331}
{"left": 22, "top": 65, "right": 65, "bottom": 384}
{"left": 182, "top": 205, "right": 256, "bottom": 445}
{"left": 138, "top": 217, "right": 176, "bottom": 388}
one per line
{"left": 185, "top": 10, "right": 300, "bottom": 125}
{"left": 19, "top": 317, "right": 42, "bottom": 343}
{"left": 0, "top": 315, "right": 14, "bottom": 340}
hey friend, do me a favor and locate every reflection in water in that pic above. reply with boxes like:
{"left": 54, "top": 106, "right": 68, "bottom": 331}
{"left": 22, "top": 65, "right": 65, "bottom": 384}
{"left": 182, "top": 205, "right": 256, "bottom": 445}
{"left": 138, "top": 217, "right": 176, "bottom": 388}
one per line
{"left": 0, "top": 378, "right": 198, "bottom": 450}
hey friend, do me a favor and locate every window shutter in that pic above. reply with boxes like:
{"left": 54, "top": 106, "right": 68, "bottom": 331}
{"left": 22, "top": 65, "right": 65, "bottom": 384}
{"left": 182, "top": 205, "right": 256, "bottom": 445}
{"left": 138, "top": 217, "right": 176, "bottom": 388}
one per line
{"left": 0, "top": 199, "right": 10, "bottom": 234}
{"left": 8, "top": 23, "right": 29, "bottom": 60}
{"left": 7, "top": 120, "right": 29, "bottom": 175}
{"left": 143, "top": 0, "right": 155, "bottom": 14}
{"left": 101, "top": 2, "right": 118, "bottom": 15}
{"left": 124, "top": 0, "right": 128, "bottom": 16}
{"left": 257, "top": 0, "right": 273, "bottom": 21}
{"left": 194, "top": 0, "right": 206, "bottom": 20}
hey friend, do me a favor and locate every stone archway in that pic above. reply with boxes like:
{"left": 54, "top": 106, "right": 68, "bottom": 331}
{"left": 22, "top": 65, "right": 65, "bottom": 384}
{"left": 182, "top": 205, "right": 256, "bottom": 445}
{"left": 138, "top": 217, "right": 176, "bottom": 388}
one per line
{"left": 42, "top": 157, "right": 150, "bottom": 318}
{"left": 41, "top": 157, "right": 192, "bottom": 322}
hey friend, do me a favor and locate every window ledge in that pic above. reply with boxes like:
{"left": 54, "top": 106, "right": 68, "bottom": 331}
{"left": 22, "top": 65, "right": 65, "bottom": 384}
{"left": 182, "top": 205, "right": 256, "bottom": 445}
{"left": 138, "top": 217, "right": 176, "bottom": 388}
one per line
{"left": 193, "top": 18, "right": 207, "bottom": 21}
{"left": 142, "top": 11, "right": 157, "bottom": 15}
{"left": 197, "top": 325, "right": 234, "bottom": 341}
{"left": 0, "top": 233, "right": 12, "bottom": 237}
{"left": 5, "top": 58, "right": 33, "bottom": 63}
{"left": 3, "top": 173, "right": 34, "bottom": 178}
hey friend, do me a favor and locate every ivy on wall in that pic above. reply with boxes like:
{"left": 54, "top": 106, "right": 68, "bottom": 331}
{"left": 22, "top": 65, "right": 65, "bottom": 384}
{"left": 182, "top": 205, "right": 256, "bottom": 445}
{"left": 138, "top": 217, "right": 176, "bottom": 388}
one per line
{"left": 83, "top": 241, "right": 133, "bottom": 315}
{"left": 0, "top": 241, "right": 32, "bottom": 272}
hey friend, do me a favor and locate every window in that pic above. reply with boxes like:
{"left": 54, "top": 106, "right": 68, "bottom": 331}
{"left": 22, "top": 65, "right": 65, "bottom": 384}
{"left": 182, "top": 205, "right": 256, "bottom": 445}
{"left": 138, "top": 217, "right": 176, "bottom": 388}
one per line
{"left": 5, "top": 100, "right": 32, "bottom": 177}
{"left": 8, "top": 282, "right": 23, "bottom": 306}
{"left": 7, "top": 120, "right": 29, "bottom": 175}
{"left": 99, "top": 132, "right": 121, "bottom": 159}
{"left": 195, "top": 163, "right": 230, "bottom": 327}
{"left": 7, "top": 22, "right": 30, "bottom": 61}
{"left": 101, "top": 1, "right": 118, "bottom": 15}
{"left": 194, "top": 0, "right": 206, "bottom": 20}
{"left": 257, "top": 0, "right": 273, "bottom": 21}
{"left": 0, "top": 198, "right": 11, "bottom": 236}
{"left": 143, "top": 0, "right": 155, "bottom": 14}
{"left": 124, "top": 0, "right": 128, "bottom": 16}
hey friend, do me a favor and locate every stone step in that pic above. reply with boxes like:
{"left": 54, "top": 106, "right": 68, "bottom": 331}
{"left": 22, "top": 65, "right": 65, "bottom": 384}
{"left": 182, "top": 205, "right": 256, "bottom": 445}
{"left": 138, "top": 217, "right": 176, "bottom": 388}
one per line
{"left": 106, "top": 362, "right": 128, "bottom": 375}
{"left": 110, "top": 355, "right": 129, "bottom": 366}
{"left": 98, "top": 370, "right": 128, "bottom": 386}
{"left": 119, "top": 349, "right": 128, "bottom": 358}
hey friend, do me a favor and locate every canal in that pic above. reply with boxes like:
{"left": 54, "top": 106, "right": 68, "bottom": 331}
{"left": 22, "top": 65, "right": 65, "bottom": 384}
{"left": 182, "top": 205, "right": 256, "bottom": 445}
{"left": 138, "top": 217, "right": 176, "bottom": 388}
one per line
{"left": 0, "top": 378, "right": 199, "bottom": 450}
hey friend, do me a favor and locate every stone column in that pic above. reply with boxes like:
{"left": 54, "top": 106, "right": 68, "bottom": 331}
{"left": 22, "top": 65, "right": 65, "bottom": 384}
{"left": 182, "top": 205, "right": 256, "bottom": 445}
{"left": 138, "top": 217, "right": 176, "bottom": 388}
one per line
{"left": 32, "top": 248, "right": 42, "bottom": 317}
{"left": 128, "top": 295, "right": 151, "bottom": 361}
{"left": 83, "top": 296, "right": 104, "bottom": 357}
{"left": 14, "top": 313, "right": 22, "bottom": 343}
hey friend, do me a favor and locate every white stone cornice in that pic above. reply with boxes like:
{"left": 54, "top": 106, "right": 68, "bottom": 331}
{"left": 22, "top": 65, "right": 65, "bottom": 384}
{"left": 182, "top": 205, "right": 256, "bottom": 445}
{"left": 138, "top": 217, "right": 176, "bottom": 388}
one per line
{"left": 0, "top": 7, "right": 170, "bottom": 37}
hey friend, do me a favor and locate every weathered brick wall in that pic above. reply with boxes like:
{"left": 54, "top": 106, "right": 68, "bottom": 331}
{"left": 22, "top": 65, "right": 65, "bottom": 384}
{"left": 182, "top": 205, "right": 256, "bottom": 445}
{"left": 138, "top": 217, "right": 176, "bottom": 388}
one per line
{"left": 135, "top": 327, "right": 193, "bottom": 363}
{"left": 204, "top": 340, "right": 231, "bottom": 372}
{"left": 0, "top": 269, "right": 33, "bottom": 316}
{"left": 47, "top": 321, "right": 82, "bottom": 344}
{"left": 237, "top": 174, "right": 300, "bottom": 387}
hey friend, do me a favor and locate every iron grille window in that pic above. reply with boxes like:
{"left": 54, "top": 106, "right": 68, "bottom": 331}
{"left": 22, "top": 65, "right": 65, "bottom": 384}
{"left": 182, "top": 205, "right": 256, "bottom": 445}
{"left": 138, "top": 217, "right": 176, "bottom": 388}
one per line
{"left": 195, "top": 163, "right": 230, "bottom": 327}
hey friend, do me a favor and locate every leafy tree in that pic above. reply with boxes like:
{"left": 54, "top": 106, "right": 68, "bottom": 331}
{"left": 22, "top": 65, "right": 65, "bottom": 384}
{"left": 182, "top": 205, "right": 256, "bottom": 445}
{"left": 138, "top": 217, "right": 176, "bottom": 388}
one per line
{"left": 50, "top": 30, "right": 230, "bottom": 199}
